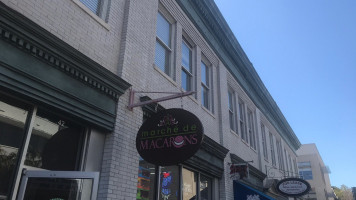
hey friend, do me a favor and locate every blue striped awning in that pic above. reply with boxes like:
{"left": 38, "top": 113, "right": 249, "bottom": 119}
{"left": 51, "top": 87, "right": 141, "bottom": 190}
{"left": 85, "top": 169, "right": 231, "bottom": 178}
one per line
{"left": 233, "top": 181, "right": 275, "bottom": 200}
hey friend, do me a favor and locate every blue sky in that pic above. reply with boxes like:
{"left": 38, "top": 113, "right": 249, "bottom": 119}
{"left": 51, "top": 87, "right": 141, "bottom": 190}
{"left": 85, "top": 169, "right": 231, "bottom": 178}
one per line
{"left": 215, "top": 0, "right": 356, "bottom": 188}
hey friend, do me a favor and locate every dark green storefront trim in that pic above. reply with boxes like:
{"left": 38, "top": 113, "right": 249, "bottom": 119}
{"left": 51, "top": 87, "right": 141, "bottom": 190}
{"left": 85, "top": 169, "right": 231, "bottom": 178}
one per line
{"left": 0, "top": 2, "right": 130, "bottom": 131}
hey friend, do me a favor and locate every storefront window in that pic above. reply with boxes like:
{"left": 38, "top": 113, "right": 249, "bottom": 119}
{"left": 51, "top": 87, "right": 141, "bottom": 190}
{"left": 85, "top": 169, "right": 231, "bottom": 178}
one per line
{"left": 136, "top": 164, "right": 213, "bottom": 200}
{"left": 24, "top": 109, "right": 84, "bottom": 170}
{"left": 0, "top": 97, "right": 30, "bottom": 199}
{"left": 182, "top": 168, "right": 197, "bottom": 200}
{"left": 137, "top": 157, "right": 156, "bottom": 200}
{"left": 200, "top": 175, "right": 212, "bottom": 200}
{"left": 0, "top": 93, "right": 94, "bottom": 199}
{"left": 159, "top": 166, "right": 179, "bottom": 200}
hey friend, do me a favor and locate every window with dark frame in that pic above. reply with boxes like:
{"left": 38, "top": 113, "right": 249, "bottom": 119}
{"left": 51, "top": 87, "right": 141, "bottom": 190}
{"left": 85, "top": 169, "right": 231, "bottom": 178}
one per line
{"left": 155, "top": 12, "right": 172, "bottom": 77}
{"left": 181, "top": 39, "right": 193, "bottom": 91}
{"left": 201, "top": 60, "right": 211, "bottom": 111}
{"left": 261, "top": 124, "right": 268, "bottom": 160}
{"left": 269, "top": 132, "right": 276, "bottom": 166}
{"left": 238, "top": 99, "right": 247, "bottom": 143}
{"left": 228, "top": 90, "right": 236, "bottom": 132}
{"left": 284, "top": 149, "right": 289, "bottom": 176}
{"left": 0, "top": 94, "right": 87, "bottom": 200}
{"left": 247, "top": 109, "right": 256, "bottom": 149}
{"left": 298, "top": 162, "right": 313, "bottom": 180}
{"left": 276, "top": 140, "right": 284, "bottom": 171}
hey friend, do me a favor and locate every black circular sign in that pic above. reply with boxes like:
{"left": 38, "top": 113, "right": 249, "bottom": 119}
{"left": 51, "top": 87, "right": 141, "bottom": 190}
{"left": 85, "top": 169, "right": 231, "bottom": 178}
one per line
{"left": 136, "top": 108, "right": 204, "bottom": 166}
{"left": 276, "top": 178, "right": 311, "bottom": 197}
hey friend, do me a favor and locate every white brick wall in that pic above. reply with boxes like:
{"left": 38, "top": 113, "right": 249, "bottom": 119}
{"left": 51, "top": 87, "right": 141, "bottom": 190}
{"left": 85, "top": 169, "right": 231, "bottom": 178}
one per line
{"left": 3, "top": 0, "right": 299, "bottom": 199}
{"left": 2, "top": 0, "right": 126, "bottom": 74}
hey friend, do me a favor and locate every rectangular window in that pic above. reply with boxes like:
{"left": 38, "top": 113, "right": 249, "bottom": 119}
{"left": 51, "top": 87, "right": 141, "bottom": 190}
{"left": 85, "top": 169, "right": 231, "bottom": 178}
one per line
{"left": 261, "top": 124, "right": 268, "bottom": 160}
{"left": 228, "top": 90, "right": 236, "bottom": 132}
{"left": 159, "top": 166, "right": 180, "bottom": 200}
{"left": 298, "top": 162, "right": 313, "bottom": 180}
{"left": 200, "top": 174, "right": 212, "bottom": 200}
{"left": 155, "top": 12, "right": 172, "bottom": 76}
{"left": 137, "top": 158, "right": 156, "bottom": 200}
{"left": 182, "top": 168, "right": 213, "bottom": 200}
{"left": 181, "top": 39, "right": 193, "bottom": 91}
{"left": 183, "top": 168, "right": 197, "bottom": 200}
{"left": 294, "top": 159, "right": 298, "bottom": 175}
{"left": 289, "top": 155, "right": 293, "bottom": 176}
{"left": 276, "top": 140, "right": 284, "bottom": 170}
{"left": 238, "top": 99, "right": 247, "bottom": 142}
{"left": 0, "top": 97, "right": 29, "bottom": 199}
{"left": 247, "top": 109, "right": 256, "bottom": 149}
{"left": 201, "top": 61, "right": 211, "bottom": 110}
{"left": 0, "top": 94, "right": 89, "bottom": 199}
{"left": 269, "top": 133, "right": 276, "bottom": 166}
{"left": 25, "top": 109, "right": 85, "bottom": 171}
{"left": 79, "top": 0, "right": 110, "bottom": 21}
{"left": 284, "top": 149, "right": 289, "bottom": 176}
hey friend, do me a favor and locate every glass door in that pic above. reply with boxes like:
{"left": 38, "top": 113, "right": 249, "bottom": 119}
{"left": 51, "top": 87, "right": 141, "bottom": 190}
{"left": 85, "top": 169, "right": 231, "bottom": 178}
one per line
{"left": 17, "top": 170, "right": 99, "bottom": 200}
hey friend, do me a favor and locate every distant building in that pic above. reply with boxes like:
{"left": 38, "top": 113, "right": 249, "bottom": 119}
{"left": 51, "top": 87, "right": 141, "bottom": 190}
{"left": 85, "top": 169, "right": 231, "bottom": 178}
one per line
{"left": 352, "top": 187, "right": 356, "bottom": 200}
{"left": 297, "top": 144, "right": 335, "bottom": 200}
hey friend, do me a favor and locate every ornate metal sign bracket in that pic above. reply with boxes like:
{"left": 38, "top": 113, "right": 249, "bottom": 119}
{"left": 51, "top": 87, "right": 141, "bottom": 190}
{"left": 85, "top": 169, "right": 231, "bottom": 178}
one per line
{"left": 127, "top": 89, "right": 195, "bottom": 110}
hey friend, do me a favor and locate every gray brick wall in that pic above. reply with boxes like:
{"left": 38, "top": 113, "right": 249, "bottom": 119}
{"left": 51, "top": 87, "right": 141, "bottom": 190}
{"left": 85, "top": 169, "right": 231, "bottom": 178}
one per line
{"left": 2, "top": 0, "right": 126, "bottom": 74}
{"left": 3, "top": 0, "right": 299, "bottom": 199}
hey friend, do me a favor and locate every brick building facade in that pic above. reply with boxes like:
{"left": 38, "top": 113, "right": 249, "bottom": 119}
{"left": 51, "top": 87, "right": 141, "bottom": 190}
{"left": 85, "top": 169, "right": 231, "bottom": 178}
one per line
{"left": 0, "top": 0, "right": 301, "bottom": 199}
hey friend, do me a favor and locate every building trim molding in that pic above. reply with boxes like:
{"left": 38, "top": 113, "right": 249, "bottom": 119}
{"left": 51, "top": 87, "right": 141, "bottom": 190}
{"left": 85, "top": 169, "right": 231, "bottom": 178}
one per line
{"left": 0, "top": 2, "right": 130, "bottom": 131}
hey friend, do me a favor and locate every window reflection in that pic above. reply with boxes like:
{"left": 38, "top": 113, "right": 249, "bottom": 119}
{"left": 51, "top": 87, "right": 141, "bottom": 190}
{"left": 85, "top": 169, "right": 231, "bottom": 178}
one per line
{"left": 159, "top": 166, "right": 179, "bottom": 200}
{"left": 25, "top": 109, "right": 84, "bottom": 171}
{"left": 182, "top": 168, "right": 197, "bottom": 200}
{"left": 137, "top": 158, "right": 156, "bottom": 200}
{"left": 200, "top": 175, "right": 212, "bottom": 200}
{"left": 0, "top": 98, "right": 29, "bottom": 198}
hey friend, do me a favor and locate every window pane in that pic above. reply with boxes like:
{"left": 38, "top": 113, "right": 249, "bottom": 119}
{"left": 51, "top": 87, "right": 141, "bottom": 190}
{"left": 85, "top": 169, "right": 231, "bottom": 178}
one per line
{"left": 239, "top": 101, "right": 247, "bottom": 142}
{"left": 181, "top": 70, "right": 191, "bottom": 91}
{"left": 137, "top": 158, "right": 156, "bottom": 200}
{"left": 201, "top": 86, "right": 209, "bottom": 108}
{"left": 229, "top": 111, "right": 234, "bottom": 131}
{"left": 157, "top": 12, "right": 170, "bottom": 46}
{"left": 25, "top": 109, "right": 84, "bottom": 171}
{"left": 300, "top": 170, "right": 313, "bottom": 180}
{"left": 201, "top": 62, "right": 207, "bottom": 86}
{"left": 80, "top": 0, "right": 100, "bottom": 14}
{"left": 0, "top": 98, "right": 29, "bottom": 198}
{"left": 182, "top": 168, "right": 197, "bottom": 200}
{"left": 228, "top": 91, "right": 234, "bottom": 111}
{"left": 181, "top": 41, "right": 191, "bottom": 72}
{"left": 200, "top": 175, "right": 212, "bottom": 200}
{"left": 159, "top": 166, "right": 179, "bottom": 200}
{"left": 155, "top": 41, "right": 169, "bottom": 74}
{"left": 298, "top": 162, "right": 311, "bottom": 168}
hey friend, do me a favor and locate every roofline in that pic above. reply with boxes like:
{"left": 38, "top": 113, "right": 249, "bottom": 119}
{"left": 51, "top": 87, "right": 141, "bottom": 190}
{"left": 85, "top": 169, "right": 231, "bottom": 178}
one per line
{"left": 175, "top": 0, "right": 301, "bottom": 151}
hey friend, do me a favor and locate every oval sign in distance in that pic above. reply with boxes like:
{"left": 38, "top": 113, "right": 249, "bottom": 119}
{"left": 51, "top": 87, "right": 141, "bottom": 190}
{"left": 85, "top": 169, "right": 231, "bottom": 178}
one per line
{"left": 276, "top": 178, "right": 311, "bottom": 197}
{"left": 136, "top": 108, "right": 204, "bottom": 166}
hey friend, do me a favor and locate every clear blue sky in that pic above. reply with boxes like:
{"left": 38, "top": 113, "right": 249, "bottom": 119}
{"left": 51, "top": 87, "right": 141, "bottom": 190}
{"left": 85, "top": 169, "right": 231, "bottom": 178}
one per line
{"left": 215, "top": 0, "right": 356, "bottom": 188}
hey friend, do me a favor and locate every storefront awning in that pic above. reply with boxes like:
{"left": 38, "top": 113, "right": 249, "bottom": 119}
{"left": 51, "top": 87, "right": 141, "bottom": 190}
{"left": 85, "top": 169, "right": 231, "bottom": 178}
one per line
{"left": 234, "top": 181, "right": 275, "bottom": 200}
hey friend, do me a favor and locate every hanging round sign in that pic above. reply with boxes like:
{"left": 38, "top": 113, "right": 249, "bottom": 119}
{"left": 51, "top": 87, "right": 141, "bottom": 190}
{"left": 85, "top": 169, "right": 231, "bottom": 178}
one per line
{"left": 136, "top": 108, "right": 204, "bottom": 166}
{"left": 276, "top": 178, "right": 311, "bottom": 197}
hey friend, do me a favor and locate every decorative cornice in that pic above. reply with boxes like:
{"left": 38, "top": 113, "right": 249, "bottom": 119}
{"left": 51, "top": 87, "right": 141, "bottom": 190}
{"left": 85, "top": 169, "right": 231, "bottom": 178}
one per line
{"left": 176, "top": 0, "right": 301, "bottom": 151}
{"left": 0, "top": 2, "right": 130, "bottom": 100}
{"left": 201, "top": 135, "right": 229, "bottom": 160}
